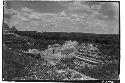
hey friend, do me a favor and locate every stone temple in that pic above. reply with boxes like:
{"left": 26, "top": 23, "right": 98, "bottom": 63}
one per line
{"left": 43, "top": 40, "right": 78, "bottom": 59}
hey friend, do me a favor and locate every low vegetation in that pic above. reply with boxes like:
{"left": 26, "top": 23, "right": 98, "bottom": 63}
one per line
{"left": 2, "top": 23, "right": 120, "bottom": 80}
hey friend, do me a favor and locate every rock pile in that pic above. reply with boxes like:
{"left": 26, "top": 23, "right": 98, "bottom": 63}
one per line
{"left": 43, "top": 40, "right": 78, "bottom": 59}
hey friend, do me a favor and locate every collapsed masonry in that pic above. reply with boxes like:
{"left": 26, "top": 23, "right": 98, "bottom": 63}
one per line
{"left": 41, "top": 40, "right": 103, "bottom": 64}
{"left": 42, "top": 40, "right": 78, "bottom": 59}
{"left": 24, "top": 40, "right": 103, "bottom": 65}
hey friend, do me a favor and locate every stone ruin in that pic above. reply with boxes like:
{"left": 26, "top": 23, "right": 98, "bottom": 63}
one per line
{"left": 42, "top": 40, "right": 78, "bottom": 59}
{"left": 25, "top": 40, "right": 103, "bottom": 65}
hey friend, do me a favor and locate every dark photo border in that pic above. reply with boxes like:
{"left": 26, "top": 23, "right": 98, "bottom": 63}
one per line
{"left": 2, "top": 1, "right": 120, "bottom": 83}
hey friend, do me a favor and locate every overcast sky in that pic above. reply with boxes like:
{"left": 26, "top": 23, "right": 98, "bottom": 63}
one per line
{"left": 4, "top": 1, "right": 119, "bottom": 34}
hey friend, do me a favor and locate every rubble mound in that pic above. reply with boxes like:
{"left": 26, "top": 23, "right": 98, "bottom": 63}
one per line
{"left": 42, "top": 40, "right": 78, "bottom": 59}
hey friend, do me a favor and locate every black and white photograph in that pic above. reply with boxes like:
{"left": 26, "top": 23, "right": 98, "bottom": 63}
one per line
{"left": 2, "top": 0, "right": 120, "bottom": 82}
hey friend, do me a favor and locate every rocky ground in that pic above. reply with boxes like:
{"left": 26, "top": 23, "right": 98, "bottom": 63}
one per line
{"left": 2, "top": 23, "right": 119, "bottom": 81}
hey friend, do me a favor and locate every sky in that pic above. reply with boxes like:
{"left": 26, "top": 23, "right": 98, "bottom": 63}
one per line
{"left": 4, "top": 1, "right": 119, "bottom": 34}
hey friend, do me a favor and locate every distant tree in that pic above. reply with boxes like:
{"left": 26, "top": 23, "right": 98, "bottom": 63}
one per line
{"left": 2, "top": 23, "right": 9, "bottom": 30}
{"left": 10, "top": 26, "right": 17, "bottom": 32}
